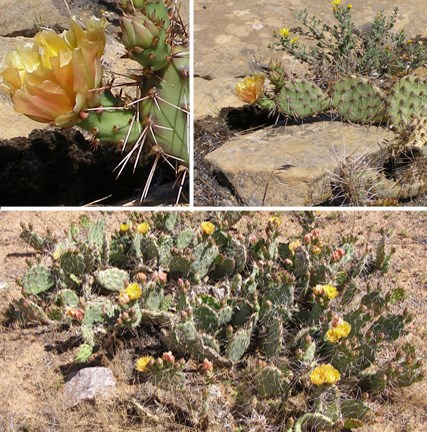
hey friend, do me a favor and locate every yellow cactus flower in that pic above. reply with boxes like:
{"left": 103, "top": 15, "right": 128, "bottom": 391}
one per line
{"left": 234, "top": 73, "right": 265, "bottom": 104}
{"left": 310, "top": 364, "right": 340, "bottom": 385}
{"left": 407, "top": 39, "right": 413, "bottom": 44}
{"left": 279, "top": 27, "right": 290, "bottom": 38}
{"left": 289, "top": 37, "right": 299, "bottom": 44}
{"left": 331, "top": 0, "right": 341, "bottom": 6}
{"left": 313, "top": 284, "right": 339, "bottom": 299}
{"left": 288, "top": 240, "right": 302, "bottom": 255}
{"left": 137, "top": 222, "right": 151, "bottom": 235}
{"left": 125, "top": 283, "right": 142, "bottom": 301}
{"left": 347, "top": 3, "right": 353, "bottom": 9}
{"left": 326, "top": 321, "right": 352, "bottom": 343}
{"left": 0, "top": 17, "right": 107, "bottom": 127}
{"left": 312, "top": 245, "right": 322, "bottom": 255}
{"left": 323, "top": 284, "right": 339, "bottom": 299}
{"left": 135, "top": 356, "right": 155, "bottom": 372}
{"left": 120, "top": 223, "right": 130, "bottom": 233}
{"left": 201, "top": 221, "right": 215, "bottom": 236}
{"left": 268, "top": 216, "right": 282, "bottom": 228}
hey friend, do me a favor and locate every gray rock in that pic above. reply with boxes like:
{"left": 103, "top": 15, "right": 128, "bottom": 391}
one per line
{"left": 0, "top": 0, "right": 69, "bottom": 36}
{"left": 205, "top": 122, "right": 394, "bottom": 206}
{"left": 63, "top": 367, "right": 116, "bottom": 408}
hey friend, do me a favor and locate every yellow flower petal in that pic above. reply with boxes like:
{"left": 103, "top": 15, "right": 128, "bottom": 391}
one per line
{"left": 135, "top": 356, "right": 154, "bottom": 372}
{"left": 235, "top": 73, "right": 265, "bottom": 104}
{"left": 310, "top": 364, "right": 340, "bottom": 385}
{"left": 326, "top": 321, "right": 352, "bottom": 343}
{"left": 125, "top": 283, "right": 142, "bottom": 301}
{"left": 137, "top": 222, "right": 151, "bottom": 235}
{"left": 201, "top": 221, "right": 215, "bottom": 236}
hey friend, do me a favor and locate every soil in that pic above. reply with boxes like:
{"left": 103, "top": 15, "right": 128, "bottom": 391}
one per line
{"left": 0, "top": 211, "right": 426, "bottom": 431}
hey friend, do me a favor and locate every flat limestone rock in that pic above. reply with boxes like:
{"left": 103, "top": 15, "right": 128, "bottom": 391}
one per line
{"left": 63, "top": 367, "right": 116, "bottom": 408}
{"left": 0, "top": 0, "right": 69, "bottom": 36}
{"left": 205, "top": 122, "right": 394, "bottom": 206}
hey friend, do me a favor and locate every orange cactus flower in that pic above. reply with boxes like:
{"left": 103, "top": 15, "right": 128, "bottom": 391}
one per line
{"left": 0, "top": 17, "right": 107, "bottom": 127}
{"left": 235, "top": 73, "right": 265, "bottom": 104}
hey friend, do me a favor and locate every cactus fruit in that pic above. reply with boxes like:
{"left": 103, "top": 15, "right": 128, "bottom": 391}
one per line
{"left": 388, "top": 76, "right": 427, "bottom": 129}
{"left": 276, "top": 80, "right": 329, "bottom": 117}
{"left": 331, "top": 77, "right": 386, "bottom": 124}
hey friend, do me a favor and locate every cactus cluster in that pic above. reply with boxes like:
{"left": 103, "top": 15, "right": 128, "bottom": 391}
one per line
{"left": 13, "top": 213, "right": 423, "bottom": 430}
{"left": 238, "top": 70, "right": 426, "bottom": 128}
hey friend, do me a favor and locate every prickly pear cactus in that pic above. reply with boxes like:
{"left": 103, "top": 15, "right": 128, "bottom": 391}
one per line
{"left": 277, "top": 79, "right": 329, "bottom": 117}
{"left": 13, "top": 213, "right": 424, "bottom": 431}
{"left": 0, "top": 0, "right": 189, "bottom": 202}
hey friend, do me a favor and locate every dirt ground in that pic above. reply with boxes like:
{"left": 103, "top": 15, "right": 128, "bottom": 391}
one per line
{"left": 0, "top": 211, "right": 426, "bottom": 432}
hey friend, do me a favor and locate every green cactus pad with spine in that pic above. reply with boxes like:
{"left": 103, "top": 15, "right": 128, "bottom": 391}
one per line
{"left": 138, "top": 55, "right": 189, "bottom": 162}
{"left": 388, "top": 76, "right": 427, "bottom": 129}
{"left": 331, "top": 77, "right": 386, "bottom": 124}
{"left": 276, "top": 80, "right": 329, "bottom": 117}
{"left": 95, "top": 268, "right": 129, "bottom": 291}
{"left": 255, "top": 365, "right": 289, "bottom": 399}
{"left": 21, "top": 266, "right": 55, "bottom": 295}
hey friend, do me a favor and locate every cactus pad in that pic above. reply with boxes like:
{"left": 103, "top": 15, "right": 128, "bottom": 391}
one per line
{"left": 276, "top": 80, "right": 329, "bottom": 117}
{"left": 95, "top": 268, "right": 129, "bottom": 291}
{"left": 388, "top": 76, "right": 427, "bottom": 129}
{"left": 331, "top": 77, "right": 386, "bottom": 124}
{"left": 21, "top": 266, "right": 55, "bottom": 295}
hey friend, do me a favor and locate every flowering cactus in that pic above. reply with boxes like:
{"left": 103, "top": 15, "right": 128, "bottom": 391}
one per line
{"left": 13, "top": 213, "right": 424, "bottom": 430}
{"left": 1, "top": 1, "right": 189, "bottom": 201}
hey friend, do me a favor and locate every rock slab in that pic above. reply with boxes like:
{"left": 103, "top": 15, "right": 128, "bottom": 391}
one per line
{"left": 205, "top": 121, "right": 394, "bottom": 206}
{"left": 63, "top": 367, "right": 116, "bottom": 408}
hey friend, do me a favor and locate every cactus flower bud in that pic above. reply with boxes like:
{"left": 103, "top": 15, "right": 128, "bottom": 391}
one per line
{"left": 65, "top": 308, "right": 84, "bottom": 322}
{"left": 135, "top": 272, "right": 147, "bottom": 284}
{"left": 162, "top": 351, "right": 175, "bottom": 363}
{"left": 303, "top": 233, "right": 312, "bottom": 244}
{"left": 226, "top": 325, "right": 234, "bottom": 337}
{"left": 1, "top": 17, "right": 107, "bottom": 127}
{"left": 121, "top": 12, "right": 161, "bottom": 50}
{"left": 203, "top": 358, "right": 214, "bottom": 373}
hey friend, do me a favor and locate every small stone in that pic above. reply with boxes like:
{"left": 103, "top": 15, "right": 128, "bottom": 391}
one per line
{"left": 63, "top": 367, "right": 116, "bottom": 408}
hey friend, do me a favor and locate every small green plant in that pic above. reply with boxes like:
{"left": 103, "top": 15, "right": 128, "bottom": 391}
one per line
{"left": 271, "top": 3, "right": 425, "bottom": 82}
{"left": 11, "top": 213, "right": 424, "bottom": 431}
